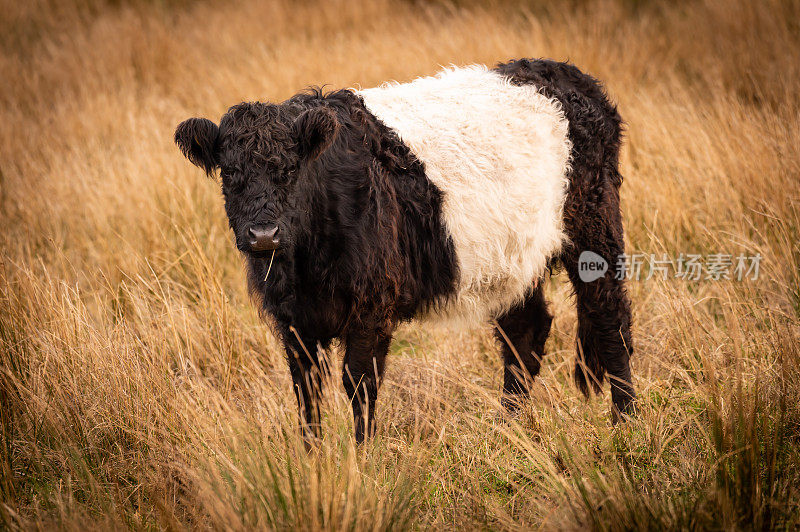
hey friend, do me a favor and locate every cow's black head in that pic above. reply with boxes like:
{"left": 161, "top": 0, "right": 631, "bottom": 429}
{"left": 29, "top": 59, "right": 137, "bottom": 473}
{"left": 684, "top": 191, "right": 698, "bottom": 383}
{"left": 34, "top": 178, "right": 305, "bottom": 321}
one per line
{"left": 175, "top": 101, "right": 339, "bottom": 255}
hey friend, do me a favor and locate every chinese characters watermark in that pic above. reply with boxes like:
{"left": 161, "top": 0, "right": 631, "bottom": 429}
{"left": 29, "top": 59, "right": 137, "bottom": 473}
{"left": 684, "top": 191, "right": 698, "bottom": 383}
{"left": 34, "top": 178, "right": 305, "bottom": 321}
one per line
{"left": 578, "top": 251, "right": 761, "bottom": 283}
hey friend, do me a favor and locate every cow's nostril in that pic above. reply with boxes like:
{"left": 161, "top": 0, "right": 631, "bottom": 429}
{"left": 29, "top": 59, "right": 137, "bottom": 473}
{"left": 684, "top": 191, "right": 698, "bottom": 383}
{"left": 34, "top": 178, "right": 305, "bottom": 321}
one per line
{"left": 248, "top": 225, "right": 280, "bottom": 252}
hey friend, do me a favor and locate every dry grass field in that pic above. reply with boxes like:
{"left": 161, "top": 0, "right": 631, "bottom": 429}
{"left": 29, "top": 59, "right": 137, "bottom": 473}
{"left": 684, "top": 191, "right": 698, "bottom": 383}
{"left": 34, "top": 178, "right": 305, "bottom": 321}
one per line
{"left": 1, "top": 0, "right": 800, "bottom": 529}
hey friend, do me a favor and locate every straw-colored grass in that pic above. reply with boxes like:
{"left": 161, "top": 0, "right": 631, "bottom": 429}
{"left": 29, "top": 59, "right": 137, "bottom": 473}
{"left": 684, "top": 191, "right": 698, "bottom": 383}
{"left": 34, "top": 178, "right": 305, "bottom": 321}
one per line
{"left": 2, "top": 0, "right": 799, "bottom": 529}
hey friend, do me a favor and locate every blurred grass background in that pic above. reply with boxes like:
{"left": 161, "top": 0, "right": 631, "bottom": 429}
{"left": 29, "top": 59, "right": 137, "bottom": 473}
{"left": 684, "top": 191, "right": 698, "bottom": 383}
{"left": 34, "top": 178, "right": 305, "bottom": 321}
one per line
{"left": 1, "top": 0, "right": 799, "bottom": 529}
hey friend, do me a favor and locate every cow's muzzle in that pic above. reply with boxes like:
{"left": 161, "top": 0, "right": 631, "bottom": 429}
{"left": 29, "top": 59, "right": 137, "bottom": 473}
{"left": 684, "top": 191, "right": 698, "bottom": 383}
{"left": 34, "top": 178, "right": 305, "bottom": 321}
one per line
{"left": 248, "top": 224, "right": 280, "bottom": 252}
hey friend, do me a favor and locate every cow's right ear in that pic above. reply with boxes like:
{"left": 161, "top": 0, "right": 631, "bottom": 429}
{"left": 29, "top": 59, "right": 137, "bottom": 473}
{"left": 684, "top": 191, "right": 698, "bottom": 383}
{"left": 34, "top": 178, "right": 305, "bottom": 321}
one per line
{"left": 174, "top": 118, "right": 220, "bottom": 176}
{"left": 293, "top": 107, "right": 340, "bottom": 162}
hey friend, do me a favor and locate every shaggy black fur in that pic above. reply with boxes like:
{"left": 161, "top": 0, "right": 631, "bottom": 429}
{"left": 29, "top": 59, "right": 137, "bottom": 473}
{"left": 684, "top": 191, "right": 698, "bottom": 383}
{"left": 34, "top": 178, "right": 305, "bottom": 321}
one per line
{"left": 174, "top": 58, "right": 635, "bottom": 442}
{"left": 176, "top": 88, "right": 458, "bottom": 442}
{"left": 494, "top": 58, "right": 636, "bottom": 419}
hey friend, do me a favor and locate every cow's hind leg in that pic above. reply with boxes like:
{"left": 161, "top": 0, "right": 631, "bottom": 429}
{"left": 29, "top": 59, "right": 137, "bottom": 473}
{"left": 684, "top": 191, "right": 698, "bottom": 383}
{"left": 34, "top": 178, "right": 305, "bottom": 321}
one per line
{"left": 495, "top": 284, "right": 553, "bottom": 410}
{"left": 562, "top": 185, "right": 636, "bottom": 421}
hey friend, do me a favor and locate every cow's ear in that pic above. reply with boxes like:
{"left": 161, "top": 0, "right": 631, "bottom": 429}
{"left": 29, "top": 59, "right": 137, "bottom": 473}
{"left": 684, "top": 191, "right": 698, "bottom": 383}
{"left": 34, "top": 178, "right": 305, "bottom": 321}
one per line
{"left": 293, "top": 107, "right": 339, "bottom": 162}
{"left": 174, "top": 118, "right": 220, "bottom": 176}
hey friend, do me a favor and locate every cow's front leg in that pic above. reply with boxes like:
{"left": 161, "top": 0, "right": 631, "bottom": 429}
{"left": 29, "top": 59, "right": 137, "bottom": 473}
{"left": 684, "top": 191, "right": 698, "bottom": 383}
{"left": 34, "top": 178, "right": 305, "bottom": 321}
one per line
{"left": 342, "top": 327, "right": 393, "bottom": 443}
{"left": 284, "top": 332, "right": 329, "bottom": 444}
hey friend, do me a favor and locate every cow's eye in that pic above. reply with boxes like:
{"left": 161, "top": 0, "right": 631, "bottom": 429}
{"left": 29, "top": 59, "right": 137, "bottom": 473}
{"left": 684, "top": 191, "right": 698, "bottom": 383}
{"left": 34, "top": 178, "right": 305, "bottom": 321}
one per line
{"left": 220, "top": 169, "right": 246, "bottom": 193}
{"left": 270, "top": 172, "right": 288, "bottom": 185}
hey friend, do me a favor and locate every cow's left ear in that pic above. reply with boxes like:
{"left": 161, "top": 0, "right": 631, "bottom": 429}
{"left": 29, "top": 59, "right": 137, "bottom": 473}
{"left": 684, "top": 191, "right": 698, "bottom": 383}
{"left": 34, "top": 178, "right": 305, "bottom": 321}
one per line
{"left": 174, "top": 117, "right": 220, "bottom": 176}
{"left": 293, "top": 107, "right": 340, "bottom": 162}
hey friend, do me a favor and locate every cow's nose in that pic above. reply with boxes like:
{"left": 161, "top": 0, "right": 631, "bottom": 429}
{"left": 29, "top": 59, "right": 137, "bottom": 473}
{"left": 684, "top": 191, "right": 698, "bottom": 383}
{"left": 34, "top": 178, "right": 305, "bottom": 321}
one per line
{"left": 248, "top": 225, "right": 280, "bottom": 252}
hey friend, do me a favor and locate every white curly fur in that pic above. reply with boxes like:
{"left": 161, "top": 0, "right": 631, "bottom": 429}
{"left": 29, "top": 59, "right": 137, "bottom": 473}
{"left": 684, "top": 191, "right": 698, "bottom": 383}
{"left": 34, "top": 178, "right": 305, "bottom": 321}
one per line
{"left": 358, "top": 65, "right": 572, "bottom": 326}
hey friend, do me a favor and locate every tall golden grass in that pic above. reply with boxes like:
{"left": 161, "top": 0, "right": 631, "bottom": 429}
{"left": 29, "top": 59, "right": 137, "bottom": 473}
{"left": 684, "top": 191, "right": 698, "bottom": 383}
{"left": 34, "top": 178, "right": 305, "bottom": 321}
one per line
{"left": 1, "top": 0, "right": 799, "bottom": 529}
